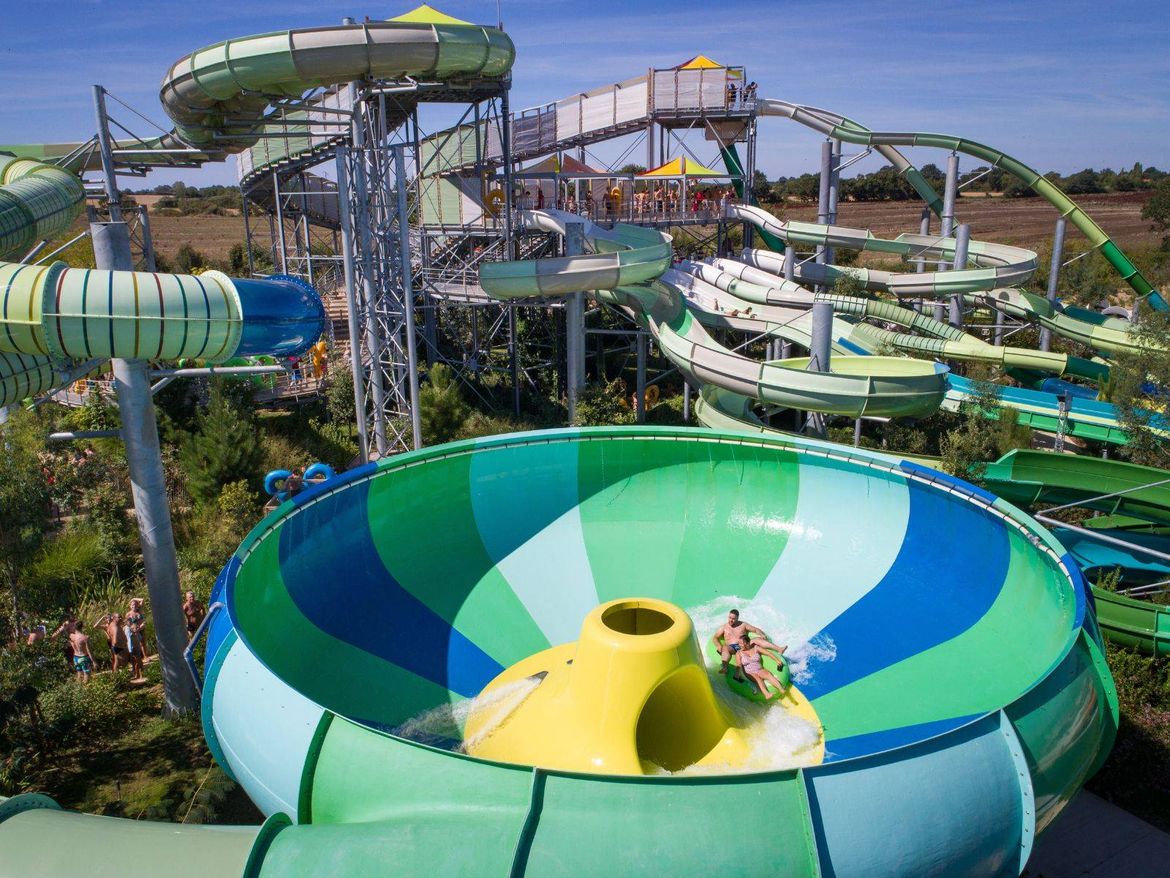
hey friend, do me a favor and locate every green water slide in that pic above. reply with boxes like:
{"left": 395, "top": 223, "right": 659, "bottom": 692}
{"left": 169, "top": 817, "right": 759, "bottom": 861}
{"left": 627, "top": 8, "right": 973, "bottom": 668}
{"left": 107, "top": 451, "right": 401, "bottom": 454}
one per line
{"left": 730, "top": 203, "right": 1038, "bottom": 295}
{"left": 483, "top": 210, "right": 948, "bottom": 417}
{"left": 984, "top": 450, "right": 1170, "bottom": 655}
{"left": 968, "top": 288, "right": 1165, "bottom": 356}
{"left": 757, "top": 99, "right": 1164, "bottom": 308}
{"left": 1, "top": 15, "right": 513, "bottom": 173}
{"left": 0, "top": 12, "right": 513, "bottom": 406}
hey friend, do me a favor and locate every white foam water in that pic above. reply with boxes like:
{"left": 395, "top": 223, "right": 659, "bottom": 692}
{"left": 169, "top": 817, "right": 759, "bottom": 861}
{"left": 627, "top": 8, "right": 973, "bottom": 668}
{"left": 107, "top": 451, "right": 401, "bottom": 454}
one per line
{"left": 392, "top": 676, "right": 542, "bottom": 752}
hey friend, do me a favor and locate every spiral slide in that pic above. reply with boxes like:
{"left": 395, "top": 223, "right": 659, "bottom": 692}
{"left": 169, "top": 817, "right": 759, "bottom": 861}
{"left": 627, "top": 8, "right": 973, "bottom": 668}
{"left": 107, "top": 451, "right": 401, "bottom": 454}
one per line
{"left": 0, "top": 10, "right": 519, "bottom": 407}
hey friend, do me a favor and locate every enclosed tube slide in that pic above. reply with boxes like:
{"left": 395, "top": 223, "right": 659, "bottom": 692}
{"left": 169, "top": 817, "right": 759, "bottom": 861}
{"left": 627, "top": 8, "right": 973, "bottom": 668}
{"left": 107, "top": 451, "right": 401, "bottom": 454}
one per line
{"left": 0, "top": 158, "right": 323, "bottom": 407}
{"left": 0, "top": 14, "right": 516, "bottom": 407}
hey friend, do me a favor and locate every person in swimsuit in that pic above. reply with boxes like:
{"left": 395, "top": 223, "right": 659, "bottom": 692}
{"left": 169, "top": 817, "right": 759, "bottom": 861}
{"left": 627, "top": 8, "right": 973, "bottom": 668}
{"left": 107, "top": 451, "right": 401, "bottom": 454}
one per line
{"left": 126, "top": 600, "right": 147, "bottom": 681}
{"left": 712, "top": 609, "right": 766, "bottom": 679}
{"left": 105, "top": 613, "right": 129, "bottom": 672}
{"left": 734, "top": 634, "right": 787, "bottom": 700}
{"left": 51, "top": 616, "right": 77, "bottom": 671}
{"left": 70, "top": 622, "right": 94, "bottom": 683}
{"left": 182, "top": 592, "right": 206, "bottom": 641}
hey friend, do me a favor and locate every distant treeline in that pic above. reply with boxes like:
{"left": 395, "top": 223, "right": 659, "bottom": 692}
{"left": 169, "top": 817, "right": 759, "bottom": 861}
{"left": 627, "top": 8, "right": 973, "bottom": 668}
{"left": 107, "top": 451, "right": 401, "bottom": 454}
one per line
{"left": 127, "top": 182, "right": 246, "bottom": 216}
{"left": 131, "top": 164, "right": 1166, "bottom": 215}
{"left": 755, "top": 162, "right": 1168, "bottom": 204}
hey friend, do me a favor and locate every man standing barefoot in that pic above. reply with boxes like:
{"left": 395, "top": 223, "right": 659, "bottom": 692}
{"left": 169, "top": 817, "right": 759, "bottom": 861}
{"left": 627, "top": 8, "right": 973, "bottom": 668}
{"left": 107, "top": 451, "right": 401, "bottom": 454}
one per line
{"left": 70, "top": 622, "right": 94, "bottom": 684}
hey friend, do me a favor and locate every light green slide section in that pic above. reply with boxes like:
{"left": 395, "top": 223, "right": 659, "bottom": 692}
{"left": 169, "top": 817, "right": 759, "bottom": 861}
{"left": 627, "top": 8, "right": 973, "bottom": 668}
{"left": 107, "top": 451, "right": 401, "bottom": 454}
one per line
{"left": 0, "top": 794, "right": 281, "bottom": 878}
{"left": 481, "top": 210, "right": 948, "bottom": 418}
{"left": 758, "top": 98, "right": 1164, "bottom": 307}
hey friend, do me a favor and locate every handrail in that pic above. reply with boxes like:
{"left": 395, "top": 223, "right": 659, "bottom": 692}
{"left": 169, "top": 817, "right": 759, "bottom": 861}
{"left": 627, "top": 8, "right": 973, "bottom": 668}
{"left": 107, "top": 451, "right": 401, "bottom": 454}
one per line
{"left": 183, "top": 600, "right": 226, "bottom": 695}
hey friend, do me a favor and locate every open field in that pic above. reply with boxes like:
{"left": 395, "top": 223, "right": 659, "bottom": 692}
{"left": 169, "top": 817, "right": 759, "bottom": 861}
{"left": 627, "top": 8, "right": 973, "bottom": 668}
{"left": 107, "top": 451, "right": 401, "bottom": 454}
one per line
{"left": 781, "top": 191, "right": 1160, "bottom": 251}
{"left": 62, "top": 190, "right": 1157, "bottom": 269}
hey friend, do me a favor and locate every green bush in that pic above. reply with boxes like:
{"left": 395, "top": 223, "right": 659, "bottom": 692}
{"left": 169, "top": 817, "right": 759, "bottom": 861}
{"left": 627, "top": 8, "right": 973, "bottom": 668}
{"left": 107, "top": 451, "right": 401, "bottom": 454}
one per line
{"left": 180, "top": 382, "right": 263, "bottom": 505}
{"left": 20, "top": 530, "right": 110, "bottom": 618}
{"left": 39, "top": 672, "right": 136, "bottom": 739}
{"left": 572, "top": 379, "right": 635, "bottom": 427}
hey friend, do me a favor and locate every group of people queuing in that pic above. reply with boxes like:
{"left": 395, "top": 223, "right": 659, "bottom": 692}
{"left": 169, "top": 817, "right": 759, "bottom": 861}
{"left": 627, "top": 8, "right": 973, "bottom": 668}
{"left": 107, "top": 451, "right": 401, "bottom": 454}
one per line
{"left": 21, "top": 591, "right": 207, "bottom": 684}
{"left": 513, "top": 183, "right": 738, "bottom": 222}
{"left": 725, "top": 80, "right": 759, "bottom": 108}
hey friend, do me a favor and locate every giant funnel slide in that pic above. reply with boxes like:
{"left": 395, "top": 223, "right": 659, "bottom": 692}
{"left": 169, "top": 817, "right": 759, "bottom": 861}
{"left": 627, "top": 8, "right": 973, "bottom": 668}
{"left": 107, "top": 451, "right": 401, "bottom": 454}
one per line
{"left": 0, "top": 428, "right": 1117, "bottom": 875}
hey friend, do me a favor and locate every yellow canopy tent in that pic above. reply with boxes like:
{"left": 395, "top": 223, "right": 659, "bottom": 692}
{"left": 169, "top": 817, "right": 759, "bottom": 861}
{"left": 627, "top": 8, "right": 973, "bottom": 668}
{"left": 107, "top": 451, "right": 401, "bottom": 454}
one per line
{"left": 638, "top": 157, "right": 727, "bottom": 178}
{"left": 637, "top": 157, "right": 730, "bottom": 214}
{"left": 676, "top": 54, "right": 743, "bottom": 77}
{"left": 388, "top": 4, "right": 473, "bottom": 25}
{"left": 518, "top": 154, "right": 607, "bottom": 209}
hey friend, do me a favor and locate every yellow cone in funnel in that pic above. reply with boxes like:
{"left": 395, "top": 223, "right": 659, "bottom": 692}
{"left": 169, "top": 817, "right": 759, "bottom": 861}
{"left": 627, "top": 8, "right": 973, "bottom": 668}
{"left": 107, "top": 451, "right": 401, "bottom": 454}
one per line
{"left": 464, "top": 598, "right": 751, "bottom": 775}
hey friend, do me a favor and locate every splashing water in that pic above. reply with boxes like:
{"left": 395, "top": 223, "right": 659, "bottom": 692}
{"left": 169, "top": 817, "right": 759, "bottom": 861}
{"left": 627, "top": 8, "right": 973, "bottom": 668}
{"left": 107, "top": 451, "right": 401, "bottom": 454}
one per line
{"left": 686, "top": 595, "right": 836, "bottom": 684}
{"left": 392, "top": 676, "right": 542, "bottom": 753}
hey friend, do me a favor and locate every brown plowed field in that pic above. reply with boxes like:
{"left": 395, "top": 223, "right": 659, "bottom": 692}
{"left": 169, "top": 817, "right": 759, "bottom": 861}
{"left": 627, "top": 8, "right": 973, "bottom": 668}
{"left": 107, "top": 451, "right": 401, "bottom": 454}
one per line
{"left": 780, "top": 191, "right": 1158, "bottom": 252}
{"left": 69, "top": 191, "right": 1156, "bottom": 267}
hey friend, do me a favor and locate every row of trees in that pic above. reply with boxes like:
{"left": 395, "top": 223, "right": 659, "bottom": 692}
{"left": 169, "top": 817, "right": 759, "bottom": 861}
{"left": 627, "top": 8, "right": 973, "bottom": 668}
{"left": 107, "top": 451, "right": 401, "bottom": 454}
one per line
{"left": 756, "top": 162, "right": 1168, "bottom": 204}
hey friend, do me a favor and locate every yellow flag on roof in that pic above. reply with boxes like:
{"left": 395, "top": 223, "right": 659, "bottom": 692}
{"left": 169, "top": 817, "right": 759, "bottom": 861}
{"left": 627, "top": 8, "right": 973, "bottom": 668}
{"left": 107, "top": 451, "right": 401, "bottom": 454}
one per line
{"left": 389, "top": 4, "right": 473, "bottom": 25}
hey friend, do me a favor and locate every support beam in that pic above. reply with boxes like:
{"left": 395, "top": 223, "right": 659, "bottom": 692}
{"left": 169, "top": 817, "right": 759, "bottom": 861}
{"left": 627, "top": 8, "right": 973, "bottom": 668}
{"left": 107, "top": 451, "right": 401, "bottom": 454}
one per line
{"left": 393, "top": 147, "right": 423, "bottom": 450}
{"left": 93, "top": 83, "right": 197, "bottom": 716}
{"left": 805, "top": 301, "right": 832, "bottom": 438}
{"left": 938, "top": 152, "right": 958, "bottom": 270}
{"left": 950, "top": 223, "right": 970, "bottom": 328}
{"left": 916, "top": 208, "right": 930, "bottom": 274}
{"left": 1040, "top": 217, "right": 1067, "bottom": 352}
{"left": 815, "top": 140, "right": 832, "bottom": 282}
{"left": 565, "top": 222, "right": 586, "bottom": 423}
{"left": 635, "top": 331, "right": 647, "bottom": 423}
{"left": 334, "top": 149, "right": 370, "bottom": 461}
{"left": 825, "top": 139, "right": 841, "bottom": 266}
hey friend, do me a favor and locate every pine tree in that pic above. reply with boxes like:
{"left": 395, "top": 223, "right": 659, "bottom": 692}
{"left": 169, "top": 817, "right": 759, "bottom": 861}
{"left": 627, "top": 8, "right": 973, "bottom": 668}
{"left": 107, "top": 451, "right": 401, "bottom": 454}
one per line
{"left": 418, "top": 363, "right": 469, "bottom": 445}
{"left": 180, "top": 381, "right": 262, "bottom": 505}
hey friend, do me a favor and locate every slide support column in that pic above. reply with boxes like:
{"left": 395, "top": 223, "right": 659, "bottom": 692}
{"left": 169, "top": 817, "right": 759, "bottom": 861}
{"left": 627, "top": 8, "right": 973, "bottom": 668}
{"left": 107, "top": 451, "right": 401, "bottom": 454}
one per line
{"left": 93, "top": 84, "right": 196, "bottom": 716}
{"left": 815, "top": 140, "right": 832, "bottom": 285}
{"left": 805, "top": 300, "right": 832, "bottom": 438}
{"left": 950, "top": 223, "right": 970, "bottom": 329}
{"left": 565, "top": 222, "right": 586, "bottom": 423}
{"left": 938, "top": 152, "right": 958, "bottom": 270}
{"left": 1040, "top": 217, "right": 1067, "bottom": 352}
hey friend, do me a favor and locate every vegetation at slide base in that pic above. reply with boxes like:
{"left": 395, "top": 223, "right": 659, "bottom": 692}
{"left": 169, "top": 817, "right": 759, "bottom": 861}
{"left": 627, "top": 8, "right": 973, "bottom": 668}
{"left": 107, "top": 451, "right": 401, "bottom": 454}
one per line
{"left": 1088, "top": 643, "right": 1170, "bottom": 831}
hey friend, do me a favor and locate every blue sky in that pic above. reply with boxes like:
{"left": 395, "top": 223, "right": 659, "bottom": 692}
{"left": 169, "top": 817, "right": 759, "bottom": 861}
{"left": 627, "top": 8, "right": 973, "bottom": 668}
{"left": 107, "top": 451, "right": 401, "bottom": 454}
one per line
{"left": 1, "top": 0, "right": 1166, "bottom": 187}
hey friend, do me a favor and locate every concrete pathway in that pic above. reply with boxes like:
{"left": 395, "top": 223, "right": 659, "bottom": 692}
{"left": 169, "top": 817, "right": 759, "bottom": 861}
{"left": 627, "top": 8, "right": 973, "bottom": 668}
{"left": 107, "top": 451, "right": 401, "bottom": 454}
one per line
{"left": 1026, "top": 792, "right": 1170, "bottom": 877}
